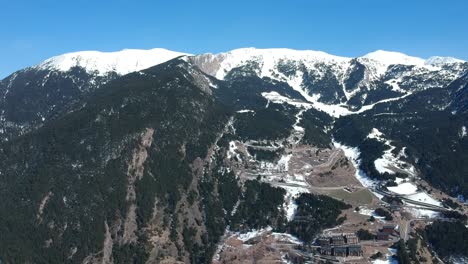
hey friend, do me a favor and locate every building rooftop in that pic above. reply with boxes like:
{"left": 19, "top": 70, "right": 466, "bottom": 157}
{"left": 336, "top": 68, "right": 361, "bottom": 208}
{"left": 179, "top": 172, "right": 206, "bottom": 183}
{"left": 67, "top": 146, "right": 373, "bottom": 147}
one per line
{"left": 334, "top": 246, "right": 347, "bottom": 252}
{"left": 348, "top": 245, "right": 362, "bottom": 249}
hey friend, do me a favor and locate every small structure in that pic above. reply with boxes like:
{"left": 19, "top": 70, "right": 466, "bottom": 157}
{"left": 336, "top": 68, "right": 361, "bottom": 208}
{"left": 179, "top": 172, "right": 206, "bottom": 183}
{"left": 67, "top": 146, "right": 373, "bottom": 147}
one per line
{"left": 348, "top": 245, "right": 363, "bottom": 256}
{"left": 287, "top": 253, "right": 306, "bottom": 264}
{"left": 381, "top": 225, "right": 395, "bottom": 234}
{"left": 334, "top": 246, "right": 347, "bottom": 257}
{"left": 377, "top": 231, "right": 390, "bottom": 240}
{"left": 331, "top": 235, "right": 345, "bottom": 246}
{"left": 344, "top": 233, "right": 359, "bottom": 244}
{"left": 320, "top": 246, "right": 333, "bottom": 256}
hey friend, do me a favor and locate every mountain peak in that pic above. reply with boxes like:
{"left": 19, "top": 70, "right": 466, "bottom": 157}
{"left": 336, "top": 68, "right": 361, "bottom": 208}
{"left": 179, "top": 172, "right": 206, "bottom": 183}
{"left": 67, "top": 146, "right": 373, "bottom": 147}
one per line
{"left": 35, "top": 48, "right": 190, "bottom": 76}
{"left": 362, "top": 50, "right": 426, "bottom": 66}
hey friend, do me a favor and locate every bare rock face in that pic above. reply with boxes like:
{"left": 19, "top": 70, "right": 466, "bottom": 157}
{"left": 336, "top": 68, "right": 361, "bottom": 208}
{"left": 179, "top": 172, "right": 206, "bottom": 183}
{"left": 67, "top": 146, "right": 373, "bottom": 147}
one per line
{"left": 188, "top": 54, "right": 227, "bottom": 77}
{"left": 123, "top": 128, "right": 155, "bottom": 244}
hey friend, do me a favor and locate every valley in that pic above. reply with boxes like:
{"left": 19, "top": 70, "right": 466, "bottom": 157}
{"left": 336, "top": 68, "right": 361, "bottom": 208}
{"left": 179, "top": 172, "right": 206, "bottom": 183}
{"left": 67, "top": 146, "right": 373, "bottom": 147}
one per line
{"left": 211, "top": 92, "right": 467, "bottom": 263}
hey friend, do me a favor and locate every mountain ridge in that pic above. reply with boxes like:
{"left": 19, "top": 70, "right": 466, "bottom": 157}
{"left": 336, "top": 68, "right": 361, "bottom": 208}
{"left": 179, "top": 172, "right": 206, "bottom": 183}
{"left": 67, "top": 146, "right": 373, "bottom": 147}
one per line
{"left": 11, "top": 47, "right": 464, "bottom": 81}
{"left": 35, "top": 48, "right": 190, "bottom": 76}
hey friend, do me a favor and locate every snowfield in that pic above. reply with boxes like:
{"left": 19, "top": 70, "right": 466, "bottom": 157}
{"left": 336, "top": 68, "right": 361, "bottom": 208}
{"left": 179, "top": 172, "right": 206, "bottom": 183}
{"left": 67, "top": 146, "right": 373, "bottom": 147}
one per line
{"left": 372, "top": 247, "right": 398, "bottom": 264}
{"left": 199, "top": 48, "right": 466, "bottom": 118}
{"left": 387, "top": 182, "right": 418, "bottom": 195}
{"left": 37, "top": 48, "right": 189, "bottom": 76}
{"left": 366, "top": 128, "right": 417, "bottom": 176}
{"left": 460, "top": 126, "right": 467, "bottom": 138}
{"left": 237, "top": 227, "right": 272, "bottom": 242}
{"left": 406, "top": 192, "right": 441, "bottom": 206}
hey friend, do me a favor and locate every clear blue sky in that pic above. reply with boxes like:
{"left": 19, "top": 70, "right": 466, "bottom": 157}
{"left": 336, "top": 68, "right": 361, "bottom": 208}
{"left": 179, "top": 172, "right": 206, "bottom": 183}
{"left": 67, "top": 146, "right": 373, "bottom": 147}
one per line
{"left": 1, "top": 0, "right": 467, "bottom": 78}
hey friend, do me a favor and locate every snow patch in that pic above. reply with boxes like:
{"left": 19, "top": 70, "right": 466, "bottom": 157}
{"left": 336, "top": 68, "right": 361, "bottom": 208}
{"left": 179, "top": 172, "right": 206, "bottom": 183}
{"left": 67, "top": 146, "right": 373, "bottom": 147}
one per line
{"left": 227, "top": 141, "right": 242, "bottom": 162}
{"left": 236, "top": 109, "right": 254, "bottom": 113}
{"left": 282, "top": 184, "right": 309, "bottom": 221}
{"left": 367, "top": 128, "right": 384, "bottom": 139}
{"left": 405, "top": 192, "right": 441, "bottom": 218}
{"left": 406, "top": 192, "right": 441, "bottom": 206}
{"left": 277, "top": 154, "right": 292, "bottom": 172}
{"left": 357, "top": 207, "right": 374, "bottom": 216}
{"left": 333, "top": 140, "right": 376, "bottom": 188}
{"left": 366, "top": 128, "right": 417, "bottom": 176}
{"left": 387, "top": 182, "right": 418, "bottom": 195}
{"left": 460, "top": 126, "right": 467, "bottom": 138}
{"left": 237, "top": 227, "right": 272, "bottom": 242}
{"left": 385, "top": 79, "right": 406, "bottom": 93}
{"left": 261, "top": 91, "right": 312, "bottom": 109}
{"left": 372, "top": 247, "right": 398, "bottom": 264}
{"left": 408, "top": 207, "right": 439, "bottom": 218}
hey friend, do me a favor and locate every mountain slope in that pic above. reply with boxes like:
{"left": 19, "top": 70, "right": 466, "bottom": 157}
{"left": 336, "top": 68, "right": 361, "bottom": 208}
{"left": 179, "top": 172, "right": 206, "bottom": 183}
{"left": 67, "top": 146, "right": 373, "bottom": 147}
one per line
{"left": 0, "top": 49, "right": 186, "bottom": 143}
{"left": 191, "top": 48, "right": 467, "bottom": 117}
{"left": 0, "top": 58, "right": 232, "bottom": 263}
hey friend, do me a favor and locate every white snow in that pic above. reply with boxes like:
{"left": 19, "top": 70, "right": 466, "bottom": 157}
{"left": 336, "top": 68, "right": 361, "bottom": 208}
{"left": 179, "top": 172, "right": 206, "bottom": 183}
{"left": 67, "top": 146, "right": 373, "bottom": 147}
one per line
{"left": 358, "top": 207, "right": 374, "bottom": 216}
{"left": 363, "top": 50, "right": 426, "bottom": 67}
{"left": 281, "top": 184, "right": 309, "bottom": 221}
{"left": 36, "top": 48, "right": 189, "bottom": 76}
{"left": 261, "top": 91, "right": 312, "bottom": 109}
{"left": 257, "top": 150, "right": 311, "bottom": 221}
{"left": 460, "top": 126, "right": 467, "bottom": 138}
{"left": 192, "top": 47, "right": 464, "bottom": 118}
{"left": 404, "top": 191, "right": 441, "bottom": 218}
{"left": 236, "top": 109, "right": 254, "bottom": 113}
{"left": 332, "top": 140, "right": 376, "bottom": 187}
{"left": 366, "top": 128, "right": 417, "bottom": 176}
{"left": 285, "top": 196, "right": 298, "bottom": 221}
{"left": 210, "top": 47, "right": 350, "bottom": 80}
{"left": 425, "top": 56, "right": 465, "bottom": 65}
{"left": 395, "top": 177, "right": 405, "bottom": 184}
{"left": 277, "top": 154, "right": 292, "bottom": 172}
{"left": 406, "top": 192, "right": 441, "bottom": 206}
{"left": 237, "top": 227, "right": 272, "bottom": 242}
{"left": 385, "top": 79, "right": 406, "bottom": 93}
{"left": 372, "top": 248, "right": 398, "bottom": 264}
{"left": 292, "top": 113, "right": 305, "bottom": 132}
{"left": 287, "top": 83, "right": 413, "bottom": 118}
{"left": 271, "top": 232, "right": 302, "bottom": 244}
{"left": 264, "top": 152, "right": 308, "bottom": 221}
{"left": 227, "top": 141, "right": 242, "bottom": 162}
{"left": 408, "top": 207, "right": 439, "bottom": 218}
{"left": 367, "top": 128, "right": 384, "bottom": 139}
{"left": 227, "top": 141, "right": 237, "bottom": 159}
{"left": 387, "top": 182, "right": 418, "bottom": 195}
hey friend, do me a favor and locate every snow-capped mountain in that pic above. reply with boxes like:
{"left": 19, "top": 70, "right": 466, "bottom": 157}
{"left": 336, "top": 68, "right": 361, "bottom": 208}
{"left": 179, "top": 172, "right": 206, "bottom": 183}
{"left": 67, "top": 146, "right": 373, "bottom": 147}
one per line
{"left": 1, "top": 47, "right": 466, "bottom": 142}
{"left": 191, "top": 48, "right": 467, "bottom": 117}
{"left": 0, "top": 47, "right": 467, "bottom": 264}
{"left": 36, "top": 48, "right": 189, "bottom": 76}
{"left": 0, "top": 48, "right": 189, "bottom": 142}
{"left": 361, "top": 50, "right": 426, "bottom": 66}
